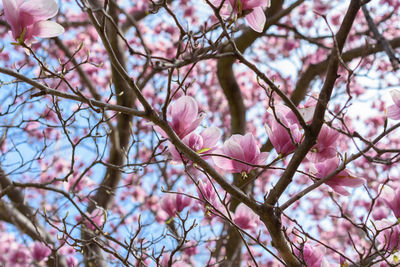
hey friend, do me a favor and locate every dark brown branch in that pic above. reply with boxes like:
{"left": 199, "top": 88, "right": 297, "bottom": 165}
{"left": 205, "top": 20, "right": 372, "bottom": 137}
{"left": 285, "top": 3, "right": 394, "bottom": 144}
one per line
{"left": 362, "top": 4, "right": 399, "bottom": 70}
{"left": 0, "top": 67, "right": 146, "bottom": 117}
{"left": 291, "top": 38, "right": 400, "bottom": 106}
{"left": 266, "top": 0, "right": 363, "bottom": 206}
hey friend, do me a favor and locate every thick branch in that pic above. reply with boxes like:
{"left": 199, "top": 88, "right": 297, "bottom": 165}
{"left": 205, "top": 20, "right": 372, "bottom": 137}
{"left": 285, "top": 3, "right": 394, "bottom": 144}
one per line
{"left": 266, "top": 0, "right": 363, "bottom": 206}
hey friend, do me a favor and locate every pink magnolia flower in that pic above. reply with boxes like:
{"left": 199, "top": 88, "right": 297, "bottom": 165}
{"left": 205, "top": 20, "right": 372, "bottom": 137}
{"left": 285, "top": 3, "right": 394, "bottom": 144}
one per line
{"left": 307, "top": 125, "right": 339, "bottom": 162}
{"left": 168, "top": 126, "right": 221, "bottom": 162}
{"left": 77, "top": 209, "right": 105, "bottom": 231}
{"left": 387, "top": 89, "right": 400, "bottom": 120}
{"left": 196, "top": 179, "right": 217, "bottom": 205}
{"left": 375, "top": 219, "right": 400, "bottom": 251}
{"left": 160, "top": 193, "right": 192, "bottom": 218}
{"left": 296, "top": 244, "right": 325, "bottom": 267}
{"left": 32, "top": 242, "right": 51, "bottom": 262}
{"left": 2, "top": 0, "right": 64, "bottom": 43}
{"left": 265, "top": 112, "right": 302, "bottom": 156}
{"left": 7, "top": 248, "right": 30, "bottom": 267}
{"left": 66, "top": 255, "right": 78, "bottom": 267}
{"left": 213, "top": 133, "right": 268, "bottom": 173}
{"left": 155, "top": 96, "right": 203, "bottom": 139}
{"left": 228, "top": 0, "right": 270, "bottom": 32}
{"left": 310, "top": 157, "right": 365, "bottom": 196}
{"left": 381, "top": 185, "right": 400, "bottom": 218}
{"left": 233, "top": 203, "right": 258, "bottom": 230}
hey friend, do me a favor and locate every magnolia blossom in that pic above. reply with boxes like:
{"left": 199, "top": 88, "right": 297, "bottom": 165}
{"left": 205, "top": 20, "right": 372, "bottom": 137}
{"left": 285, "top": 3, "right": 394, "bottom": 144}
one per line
{"left": 387, "top": 90, "right": 400, "bottom": 120}
{"left": 77, "top": 209, "right": 105, "bottom": 231}
{"left": 7, "top": 246, "right": 31, "bottom": 267}
{"left": 233, "top": 203, "right": 258, "bottom": 230}
{"left": 310, "top": 157, "right": 365, "bottom": 196}
{"left": 160, "top": 193, "right": 192, "bottom": 218}
{"left": 307, "top": 125, "right": 339, "bottom": 162}
{"left": 196, "top": 179, "right": 217, "bottom": 205}
{"left": 296, "top": 244, "right": 325, "bottom": 267}
{"left": 381, "top": 185, "right": 400, "bottom": 218}
{"left": 228, "top": 0, "right": 270, "bottom": 32}
{"left": 265, "top": 109, "right": 302, "bottom": 156}
{"left": 2, "top": 0, "right": 64, "bottom": 43}
{"left": 32, "top": 242, "right": 51, "bottom": 262}
{"left": 375, "top": 219, "right": 400, "bottom": 251}
{"left": 213, "top": 133, "right": 268, "bottom": 173}
{"left": 155, "top": 96, "right": 203, "bottom": 139}
{"left": 168, "top": 127, "right": 221, "bottom": 162}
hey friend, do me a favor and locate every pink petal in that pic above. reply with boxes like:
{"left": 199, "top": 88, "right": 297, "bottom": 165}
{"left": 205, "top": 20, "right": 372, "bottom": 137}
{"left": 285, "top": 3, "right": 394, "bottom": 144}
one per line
{"left": 30, "top": 20, "right": 64, "bottom": 38}
{"left": 168, "top": 141, "right": 182, "bottom": 161}
{"left": 223, "top": 137, "right": 245, "bottom": 161}
{"left": 212, "top": 149, "right": 236, "bottom": 172}
{"left": 182, "top": 114, "right": 204, "bottom": 138}
{"left": 2, "top": 0, "right": 24, "bottom": 38}
{"left": 326, "top": 184, "right": 350, "bottom": 196}
{"left": 243, "top": 0, "right": 268, "bottom": 9}
{"left": 169, "top": 96, "right": 200, "bottom": 138}
{"left": 239, "top": 133, "right": 259, "bottom": 162}
{"left": 19, "top": 0, "right": 58, "bottom": 21}
{"left": 153, "top": 125, "right": 168, "bottom": 138}
{"left": 256, "top": 152, "right": 268, "bottom": 165}
{"left": 186, "top": 133, "right": 203, "bottom": 152}
{"left": 387, "top": 104, "right": 400, "bottom": 120}
{"left": 390, "top": 89, "right": 400, "bottom": 107}
{"left": 245, "top": 7, "right": 266, "bottom": 32}
{"left": 200, "top": 127, "right": 221, "bottom": 149}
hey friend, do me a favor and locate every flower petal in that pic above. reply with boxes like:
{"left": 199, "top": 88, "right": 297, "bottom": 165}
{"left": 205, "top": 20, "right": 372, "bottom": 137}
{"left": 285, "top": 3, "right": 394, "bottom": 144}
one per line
{"left": 2, "top": 0, "right": 24, "bottom": 37}
{"left": 30, "top": 20, "right": 64, "bottom": 38}
{"left": 390, "top": 89, "right": 400, "bottom": 107}
{"left": 245, "top": 7, "right": 265, "bottom": 32}
{"left": 240, "top": 133, "right": 259, "bottom": 162}
{"left": 387, "top": 104, "right": 400, "bottom": 120}
{"left": 19, "top": 0, "right": 58, "bottom": 21}
{"left": 200, "top": 127, "right": 221, "bottom": 149}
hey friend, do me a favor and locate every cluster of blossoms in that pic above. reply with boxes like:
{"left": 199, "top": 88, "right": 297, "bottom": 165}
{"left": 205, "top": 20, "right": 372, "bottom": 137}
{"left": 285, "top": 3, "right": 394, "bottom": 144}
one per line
{"left": 368, "top": 90, "right": 400, "bottom": 263}
{"left": 1, "top": 0, "right": 400, "bottom": 265}
{"left": 156, "top": 95, "right": 368, "bottom": 235}
{"left": 265, "top": 98, "right": 365, "bottom": 195}
{"left": 155, "top": 95, "right": 267, "bottom": 176}
{"left": 155, "top": 95, "right": 264, "bottom": 228}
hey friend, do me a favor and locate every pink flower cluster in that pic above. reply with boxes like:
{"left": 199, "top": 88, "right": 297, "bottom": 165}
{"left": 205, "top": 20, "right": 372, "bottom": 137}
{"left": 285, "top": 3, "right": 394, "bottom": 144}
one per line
{"left": 156, "top": 95, "right": 267, "bottom": 174}
{"left": 265, "top": 100, "right": 365, "bottom": 195}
